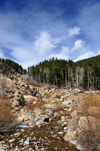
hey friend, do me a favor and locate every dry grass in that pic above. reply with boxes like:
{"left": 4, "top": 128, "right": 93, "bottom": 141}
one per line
{"left": 54, "top": 104, "right": 65, "bottom": 112}
{"left": 55, "top": 94, "right": 61, "bottom": 99}
{"left": 44, "top": 92, "right": 50, "bottom": 98}
{"left": 50, "top": 99, "right": 61, "bottom": 105}
{"left": 78, "top": 128, "right": 100, "bottom": 151}
{"left": 27, "top": 80, "right": 41, "bottom": 87}
{"left": 30, "top": 98, "right": 36, "bottom": 102}
{"left": 26, "top": 101, "right": 44, "bottom": 111}
{"left": 41, "top": 106, "right": 47, "bottom": 115}
{"left": 77, "top": 93, "right": 100, "bottom": 150}
{"left": 0, "top": 96, "right": 17, "bottom": 132}
{"left": 77, "top": 93, "right": 100, "bottom": 118}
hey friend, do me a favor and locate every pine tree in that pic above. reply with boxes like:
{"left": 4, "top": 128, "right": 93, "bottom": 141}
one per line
{"left": 83, "top": 67, "right": 88, "bottom": 89}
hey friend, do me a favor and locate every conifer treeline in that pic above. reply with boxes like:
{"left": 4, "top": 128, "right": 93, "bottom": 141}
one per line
{"left": 30, "top": 55, "right": 100, "bottom": 89}
{"left": 0, "top": 58, "right": 26, "bottom": 74}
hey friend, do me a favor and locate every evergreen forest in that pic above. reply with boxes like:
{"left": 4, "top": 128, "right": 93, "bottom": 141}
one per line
{"left": 0, "top": 58, "right": 26, "bottom": 75}
{"left": 30, "top": 55, "right": 100, "bottom": 89}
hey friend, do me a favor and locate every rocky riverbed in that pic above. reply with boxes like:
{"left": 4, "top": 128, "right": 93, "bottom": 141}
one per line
{"left": 0, "top": 75, "right": 100, "bottom": 151}
{"left": 0, "top": 118, "right": 78, "bottom": 151}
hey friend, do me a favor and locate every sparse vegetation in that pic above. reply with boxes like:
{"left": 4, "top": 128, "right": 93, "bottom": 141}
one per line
{"left": 44, "top": 92, "right": 50, "bottom": 98}
{"left": 0, "top": 96, "right": 17, "bottom": 132}
{"left": 55, "top": 94, "right": 61, "bottom": 99}
{"left": 26, "top": 101, "right": 44, "bottom": 111}
{"left": 20, "top": 93, "right": 25, "bottom": 106}
{"left": 54, "top": 104, "right": 65, "bottom": 112}
{"left": 77, "top": 93, "right": 100, "bottom": 150}
{"left": 27, "top": 79, "right": 41, "bottom": 87}
{"left": 18, "top": 92, "right": 25, "bottom": 106}
{"left": 77, "top": 93, "right": 100, "bottom": 117}
{"left": 78, "top": 128, "right": 100, "bottom": 151}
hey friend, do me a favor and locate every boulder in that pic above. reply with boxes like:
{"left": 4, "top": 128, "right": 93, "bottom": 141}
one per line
{"left": 78, "top": 116, "right": 89, "bottom": 131}
{"left": 88, "top": 106, "right": 99, "bottom": 116}
{"left": 78, "top": 116, "right": 100, "bottom": 132}
{"left": 13, "top": 95, "right": 20, "bottom": 102}
{"left": 75, "top": 127, "right": 81, "bottom": 136}
{"left": 63, "top": 129, "right": 76, "bottom": 141}
{"left": 61, "top": 116, "right": 66, "bottom": 121}
{"left": 21, "top": 115, "right": 29, "bottom": 121}
{"left": 13, "top": 100, "right": 19, "bottom": 107}
{"left": 9, "top": 138, "right": 15, "bottom": 143}
{"left": 24, "top": 137, "right": 31, "bottom": 145}
{"left": 76, "top": 141, "right": 86, "bottom": 151}
{"left": 87, "top": 116, "right": 100, "bottom": 130}
{"left": 62, "top": 99, "right": 71, "bottom": 106}
{"left": 17, "top": 117, "right": 24, "bottom": 123}
{"left": 39, "top": 115, "right": 49, "bottom": 122}
{"left": 67, "top": 118, "right": 78, "bottom": 130}
{"left": 71, "top": 111, "right": 77, "bottom": 118}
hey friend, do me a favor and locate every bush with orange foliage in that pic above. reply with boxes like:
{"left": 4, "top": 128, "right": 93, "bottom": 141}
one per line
{"left": 78, "top": 93, "right": 100, "bottom": 118}
{"left": 27, "top": 79, "right": 41, "bottom": 87}
{"left": 77, "top": 93, "right": 100, "bottom": 150}
{"left": 0, "top": 96, "right": 17, "bottom": 132}
{"left": 26, "top": 101, "right": 44, "bottom": 112}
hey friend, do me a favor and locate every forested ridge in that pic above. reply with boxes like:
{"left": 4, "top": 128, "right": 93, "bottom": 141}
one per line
{"left": 30, "top": 55, "right": 100, "bottom": 89}
{"left": 0, "top": 58, "right": 26, "bottom": 75}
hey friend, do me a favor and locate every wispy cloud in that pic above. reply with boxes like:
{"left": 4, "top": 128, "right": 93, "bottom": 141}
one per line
{"left": 0, "top": 0, "right": 100, "bottom": 68}
{"left": 68, "top": 27, "right": 80, "bottom": 37}
{"left": 72, "top": 39, "right": 85, "bottom": 51}
{"left": 74, "top": 50, "right": 100, "bottom": 62}
{"left": 0, "top": 49, "right": 5, "bottom": 58}
{"left": 50, "top": 46, "right": 70, "bottom": 60}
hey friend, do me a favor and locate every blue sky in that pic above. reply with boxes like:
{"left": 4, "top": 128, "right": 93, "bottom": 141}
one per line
{"left": 0, "top": 0, "right": 100, "bottom": 69}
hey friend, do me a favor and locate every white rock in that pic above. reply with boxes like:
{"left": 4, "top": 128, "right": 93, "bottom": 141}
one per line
{"left": 17, "top": 117, "right": 24, "bottom": 123}
{"left": 9, "top": 138, "right": 15, "bottom": 143}
{"left": 24, "top": 137, "right": 30, "bottom": 145}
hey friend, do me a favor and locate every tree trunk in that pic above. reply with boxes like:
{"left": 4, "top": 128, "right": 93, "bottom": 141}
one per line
{"left": 55, "top": 75, "right": 57, "bottom": 86}
{"left": 95, "top": 77, "right": 97, "bottom": 90}
{"left": 68, "top": 71, "right": 69, "bottom": 88}
{"left": 65, "top": 73, "right": 67, "bottom": 86}
{"left": 88, "top": 72, "right": 89, "bottom": 90}
{"left": 93, "top": 76, "right": 94, "bottom": 87}
{"left": 76, "top": 74, "right": 78, "bottom": 87}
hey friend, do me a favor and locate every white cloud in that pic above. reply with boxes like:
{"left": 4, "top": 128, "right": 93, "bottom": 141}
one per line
{"left": 51, "top": 36, "right": 66, "bottom": 45}
{"left": 0, "top": 49, "right": 5, "bottom": 58}
{"left": 97, "top": 49, "right": 100, "bottom": 54}
{"left": 72, "top": 39, "right": 85, "bottom": 51}
{"left": 74, "top": 50, "right": 100, "bottom": 62}
{"left": 50, "top": 46, "right": 70, "bottom": 60}
{"left": 34, "top": 31, "right": 56, "bottom": 55}
{"left": 68, "top": 27, "right": 80, "bottom": 37}
{"left": 19, "top": 60, "right": 36, "bottom": 69}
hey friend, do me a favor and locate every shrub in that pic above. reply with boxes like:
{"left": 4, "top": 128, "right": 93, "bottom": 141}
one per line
{"left": 0, "top": 96, "right": 17, "bottom": 132}
{"left": 44, "top": 92, "right": 50, "bottom": 98}
{"left": 20, "top": 94, "right": 25, "bottom": 106}
{"left": 26, "top": 101, "right": 44, "bottom": 111}
{"left": 27, "top": 79, "right": 41, "bottom": 87}
{"left": 56, "top": 94, "right": 61, "bottom": 99}
{"left": 54, "top": 104, "right": 65, "bottom": 112}
{"left": 18, "top": 91, "right": 25, "bottom": 106}
{"left": 77, "top": 93, "right": 100, "bottom": 118}
{"left": 18, "top": 91, "right": 21, "bottom": 95}
{"left": 78, "top": 128, "right": 100, "bottom": 151}
{"left": 77, "top": 93, "right": 100, "bottom": 150}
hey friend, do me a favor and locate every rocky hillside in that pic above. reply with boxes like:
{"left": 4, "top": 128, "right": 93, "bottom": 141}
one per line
{"left": 0, "top": 75, "right": 100, "bottom": 151}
